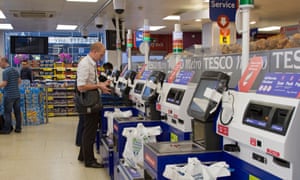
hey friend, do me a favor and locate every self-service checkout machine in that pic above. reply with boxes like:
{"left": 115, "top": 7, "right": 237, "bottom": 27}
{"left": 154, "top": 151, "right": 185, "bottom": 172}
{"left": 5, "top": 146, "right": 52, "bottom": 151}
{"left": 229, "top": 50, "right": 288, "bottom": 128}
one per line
{"left": 113, "top": 70, "right": 166, "bottom": 179}
{"left": 115, "top": 69, "right": 137, "bottom": 104}
{"left": 143, "top": 71, "right": 230, "bottom": 180}
{"left": 157, "top": 69, "right": 199, "bottom": 141}
{"left": 217, "top": 90, "right": 300, "bottom": 179}
{"left": 128, "top": 69, "right": 152, "bottom": 116}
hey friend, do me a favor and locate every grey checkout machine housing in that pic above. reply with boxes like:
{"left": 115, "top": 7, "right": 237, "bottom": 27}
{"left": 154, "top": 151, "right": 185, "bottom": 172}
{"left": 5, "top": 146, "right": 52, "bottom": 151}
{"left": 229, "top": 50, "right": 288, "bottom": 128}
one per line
{"left": 187, "top": 71, "right": 230, "bottom": 150}
{"left": 117, "top": 70, "right": 137, "bottom": 104}
{"left": 141, "top": 71, "right": 166, "bottom": 120}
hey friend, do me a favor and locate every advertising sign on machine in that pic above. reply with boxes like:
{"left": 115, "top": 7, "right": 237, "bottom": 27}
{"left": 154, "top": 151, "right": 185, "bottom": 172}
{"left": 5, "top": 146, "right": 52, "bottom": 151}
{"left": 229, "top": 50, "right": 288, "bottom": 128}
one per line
{"left": 238, "top": 56, "right": 264, "bottom": 92}
{"left": 257, "top": 73, "right": 300, "bottom": 98}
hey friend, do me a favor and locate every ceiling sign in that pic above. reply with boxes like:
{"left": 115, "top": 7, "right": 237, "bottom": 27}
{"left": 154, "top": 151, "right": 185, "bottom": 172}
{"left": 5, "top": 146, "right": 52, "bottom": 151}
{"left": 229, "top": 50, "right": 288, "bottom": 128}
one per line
{"left": 209, "top": 0, "right": 238, "bottom": 22}
{"left": 217, "top": 14, "right": 230, "bottom": 28}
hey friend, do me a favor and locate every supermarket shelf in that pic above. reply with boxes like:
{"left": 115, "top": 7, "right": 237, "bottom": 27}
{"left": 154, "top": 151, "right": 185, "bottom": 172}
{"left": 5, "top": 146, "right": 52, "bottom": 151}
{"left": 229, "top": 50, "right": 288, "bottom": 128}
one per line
{"left": 52, "top": 87, "right": 75, "bottom": 90}
{"left": 52, "top": 112, "right": 78, "bottom": 116}
{"left": 45, "top": 80, "right": 77, "bottom": 117}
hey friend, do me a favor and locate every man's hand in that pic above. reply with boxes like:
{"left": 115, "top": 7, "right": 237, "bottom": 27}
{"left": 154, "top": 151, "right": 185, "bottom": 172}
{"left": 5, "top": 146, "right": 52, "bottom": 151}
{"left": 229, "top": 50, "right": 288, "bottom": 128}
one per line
{"left": 97, "top": 80, "right": 111, "bottom": 94}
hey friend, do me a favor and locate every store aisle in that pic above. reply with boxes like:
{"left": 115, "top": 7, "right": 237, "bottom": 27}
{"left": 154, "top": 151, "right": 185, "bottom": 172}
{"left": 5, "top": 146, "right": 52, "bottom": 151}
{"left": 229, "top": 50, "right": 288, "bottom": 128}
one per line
{"left": 0, "top": 116, "right": 110, "bottom": 180}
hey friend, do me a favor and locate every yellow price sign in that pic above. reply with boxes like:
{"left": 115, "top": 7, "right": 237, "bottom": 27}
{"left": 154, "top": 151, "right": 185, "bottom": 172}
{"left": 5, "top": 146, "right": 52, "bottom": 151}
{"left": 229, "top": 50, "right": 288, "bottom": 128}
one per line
{"left": 249, "top": 175, "right": 260, "bottom": 180}
{"left": 220, "top": 28, "right": 230, "bottom": 45}
{"left": 170, "top": 132, "right": 178, "bottom": 142}
{"left": 47, "top": 88, "right": 53, "bottom": 92}
{"left": 56, "top": 75, "right": 65, "bottom": 79}
{"left": 56, "top": 67, "right": 65, "bottom": 71}
{"left": 42, "top": 68, "right": 52, "bottom": 71}
{"left": 47, "top": 105, "right": 54, "bottom": 109}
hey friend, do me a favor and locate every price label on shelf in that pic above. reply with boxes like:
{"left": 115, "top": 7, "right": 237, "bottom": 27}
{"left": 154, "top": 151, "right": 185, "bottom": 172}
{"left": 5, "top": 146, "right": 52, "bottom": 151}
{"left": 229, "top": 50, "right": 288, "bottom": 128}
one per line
{"left": 42, "top": 68, "right": 53, "bottom": 71}
{"left": 56, "top": 67, "right": 65, "bottom": 71}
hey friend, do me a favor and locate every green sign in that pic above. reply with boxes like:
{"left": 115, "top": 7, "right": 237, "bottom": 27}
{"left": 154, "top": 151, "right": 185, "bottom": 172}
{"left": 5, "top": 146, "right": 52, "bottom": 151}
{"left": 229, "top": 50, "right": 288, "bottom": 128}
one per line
{"left": 240, "top": 0, "right": 254, "bottom": 6}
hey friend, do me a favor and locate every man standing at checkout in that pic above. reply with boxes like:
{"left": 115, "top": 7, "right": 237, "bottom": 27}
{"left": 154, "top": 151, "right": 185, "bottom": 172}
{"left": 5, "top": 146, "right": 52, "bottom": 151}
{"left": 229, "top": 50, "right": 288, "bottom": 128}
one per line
{"left": 76, "top": 42, "right": 111, "bottom": 168}
{"left": 0, "top": 57, "right": 22, "bottom": 134}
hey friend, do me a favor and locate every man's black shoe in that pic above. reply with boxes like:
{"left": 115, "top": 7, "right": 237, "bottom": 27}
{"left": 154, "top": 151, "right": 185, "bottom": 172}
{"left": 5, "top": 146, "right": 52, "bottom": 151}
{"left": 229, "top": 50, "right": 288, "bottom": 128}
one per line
{"left": 15, "top": 129, "right": 21, "bottom": 133}
{"left": 85, "top": 162, "right": 104, "bottom": 168}
{"left": 0, "top": 130, "right": 10, "bottom": 134}
{"left": 78, "top": 157, "right": 84, "bottom": 162}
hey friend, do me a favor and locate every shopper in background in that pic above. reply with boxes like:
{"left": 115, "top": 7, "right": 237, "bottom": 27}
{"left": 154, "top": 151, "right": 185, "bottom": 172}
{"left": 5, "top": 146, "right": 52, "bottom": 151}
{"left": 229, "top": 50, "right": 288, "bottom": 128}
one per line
{"left": 76, "top": 42, "right": 111, "bottom": 168}
{"left": 0, "top": 57, "right": 22, "bottom": 134}
{"left": 20, "top": 60, "right": 33, "bottom": 83}
{"left": 99, "top": 62, "right": 113, "bottom": 82}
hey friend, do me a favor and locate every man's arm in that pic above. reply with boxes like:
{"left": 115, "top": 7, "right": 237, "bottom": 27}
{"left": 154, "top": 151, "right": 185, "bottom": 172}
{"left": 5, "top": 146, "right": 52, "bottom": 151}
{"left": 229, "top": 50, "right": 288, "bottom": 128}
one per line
{"left": 77, "top": 80, "right": 111, "bottom": 94}
{"left": 0, "top": 80, "right": 7, "bottom": 88}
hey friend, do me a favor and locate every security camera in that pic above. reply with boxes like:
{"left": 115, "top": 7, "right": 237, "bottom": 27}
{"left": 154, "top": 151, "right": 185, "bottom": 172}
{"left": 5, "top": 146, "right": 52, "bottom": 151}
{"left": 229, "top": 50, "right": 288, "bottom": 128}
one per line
{"left": 81, "top": 29, "right": 88, "bottom": 39}
{"left": 113, "top": 0, "right": 126, "bottom": 14}
{"left": 95, "top": 16, "right": 104, "bottom": 28}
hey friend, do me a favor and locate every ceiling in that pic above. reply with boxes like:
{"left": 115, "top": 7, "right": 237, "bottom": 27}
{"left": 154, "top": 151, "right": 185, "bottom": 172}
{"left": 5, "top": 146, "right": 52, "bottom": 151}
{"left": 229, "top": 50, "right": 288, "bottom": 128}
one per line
{"left": 0, "top": 0, "right": 299, "bottom": 35}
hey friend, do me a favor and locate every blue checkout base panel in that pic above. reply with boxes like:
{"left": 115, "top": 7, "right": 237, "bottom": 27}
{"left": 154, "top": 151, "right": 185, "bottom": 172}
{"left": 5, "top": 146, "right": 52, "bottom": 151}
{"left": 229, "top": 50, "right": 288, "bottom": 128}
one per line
{"left": 143, "top": 147, "right": 281, "bottom": 180}
{"left": 160, "top": 121, "right": 191, "bottom": 142}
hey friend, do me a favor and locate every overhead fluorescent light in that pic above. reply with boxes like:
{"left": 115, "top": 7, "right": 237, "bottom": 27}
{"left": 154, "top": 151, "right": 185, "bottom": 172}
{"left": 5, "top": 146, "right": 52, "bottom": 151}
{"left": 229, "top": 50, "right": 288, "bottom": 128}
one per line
{"left": 139, "top": 26, "right": 166, "bottom": 31}
{"left": 56, "top": 24, "right": 78, "bottom": 30}
{"left": 195, "top": 19, "right": 202, "bottom": 22}
{"left": 163, "top": 15, "right": 180, "bottom": 21}
{"left": 0, "top": 24, "right": 13, "bottom": 30}
{"left": 250, "top": 21, "right": 256, "bottom": 25}
{"left": 258, "top": 26, "right": 281, "bottom": 32}
{"left": 0, "top": 10, "right": 6, "bottom": 19}
{"left": 66, "top": 0, "right": 98, "bottom": 2}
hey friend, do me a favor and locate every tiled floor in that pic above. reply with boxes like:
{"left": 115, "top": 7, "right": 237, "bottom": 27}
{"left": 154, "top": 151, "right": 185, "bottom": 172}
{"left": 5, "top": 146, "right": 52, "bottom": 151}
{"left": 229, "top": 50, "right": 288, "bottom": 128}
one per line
{"left": 0, "top": 116, "right": 110, "bottom": 180}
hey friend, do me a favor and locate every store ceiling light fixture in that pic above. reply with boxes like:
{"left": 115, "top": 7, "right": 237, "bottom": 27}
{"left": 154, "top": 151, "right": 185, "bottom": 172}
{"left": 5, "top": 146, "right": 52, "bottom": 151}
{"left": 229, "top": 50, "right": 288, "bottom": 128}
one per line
{"left": 0, "top": 10, "right": 6, "bottom": 19}
{"left": 195, "top": 19, "right": 202, "bottom": 22}
{"left": 163, "top": 15, "right": 180, "bottom": 21}
{"left": 0, "top": 23, "right": 13, "bottom": 30}
{"left": 139, "top": 26, "right": 166, "bottom": 31}
{"left": 66, "top": 0, "right": 98, "bottom": 2}
{"left": 56, "top": 24, "right": 78, "bottom": 30}
{"left": 258, "top": 26, "right": 281, "bottom": 32}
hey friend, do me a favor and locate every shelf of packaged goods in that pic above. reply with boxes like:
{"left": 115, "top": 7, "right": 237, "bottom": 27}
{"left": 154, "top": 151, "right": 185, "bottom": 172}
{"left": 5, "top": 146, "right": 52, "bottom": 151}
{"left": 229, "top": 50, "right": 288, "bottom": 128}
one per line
{"left": 47, "top": 88, "right": 53, "bottom": 92}
{"left": 51, "top": 87, "right": 75, "bottom": 90}
{"left": 53, "top": 112, "right": 68, "bottom": 116}
{"left": 55, "top": 67, "right": 66, "bottom": 72}
{"left": 47, "top": 96, "right": 54, "bottom": 101}
{"left": 47, "top": 104, "right": 54, "bottom": 109}
{"left": 53, "top": 104, "right": 67, "bottom": 107}
{"left": 41, "top": 68, "right": 53, "bottom": 71}
{"left": 67, "top": 112, "right": 78, "bottom": 116}
{"left": 66, "top": 67, "right": 77, "bottom": 71}
{"left": 53, "top": 104, "right": 75, "bottom": 107}
{"left": 47, "top": 112, "right": 55, "bottom": 117}
{"left": 48, "top": 95, "right": 74, "bottom": 100}
{"left": 42, "top": 75, "right": 54, "bottom": 79}
{"left": 51, "top": 96, "right": 67, "bottom": 99}
{"left": 53, "top": 112, "right": 78, "bottom": 116}
{"left": 66, "top": 75, "right": 77, "bottom": 79}
{"left": 55, "top": 75, "right": 66, "bottom": 79}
